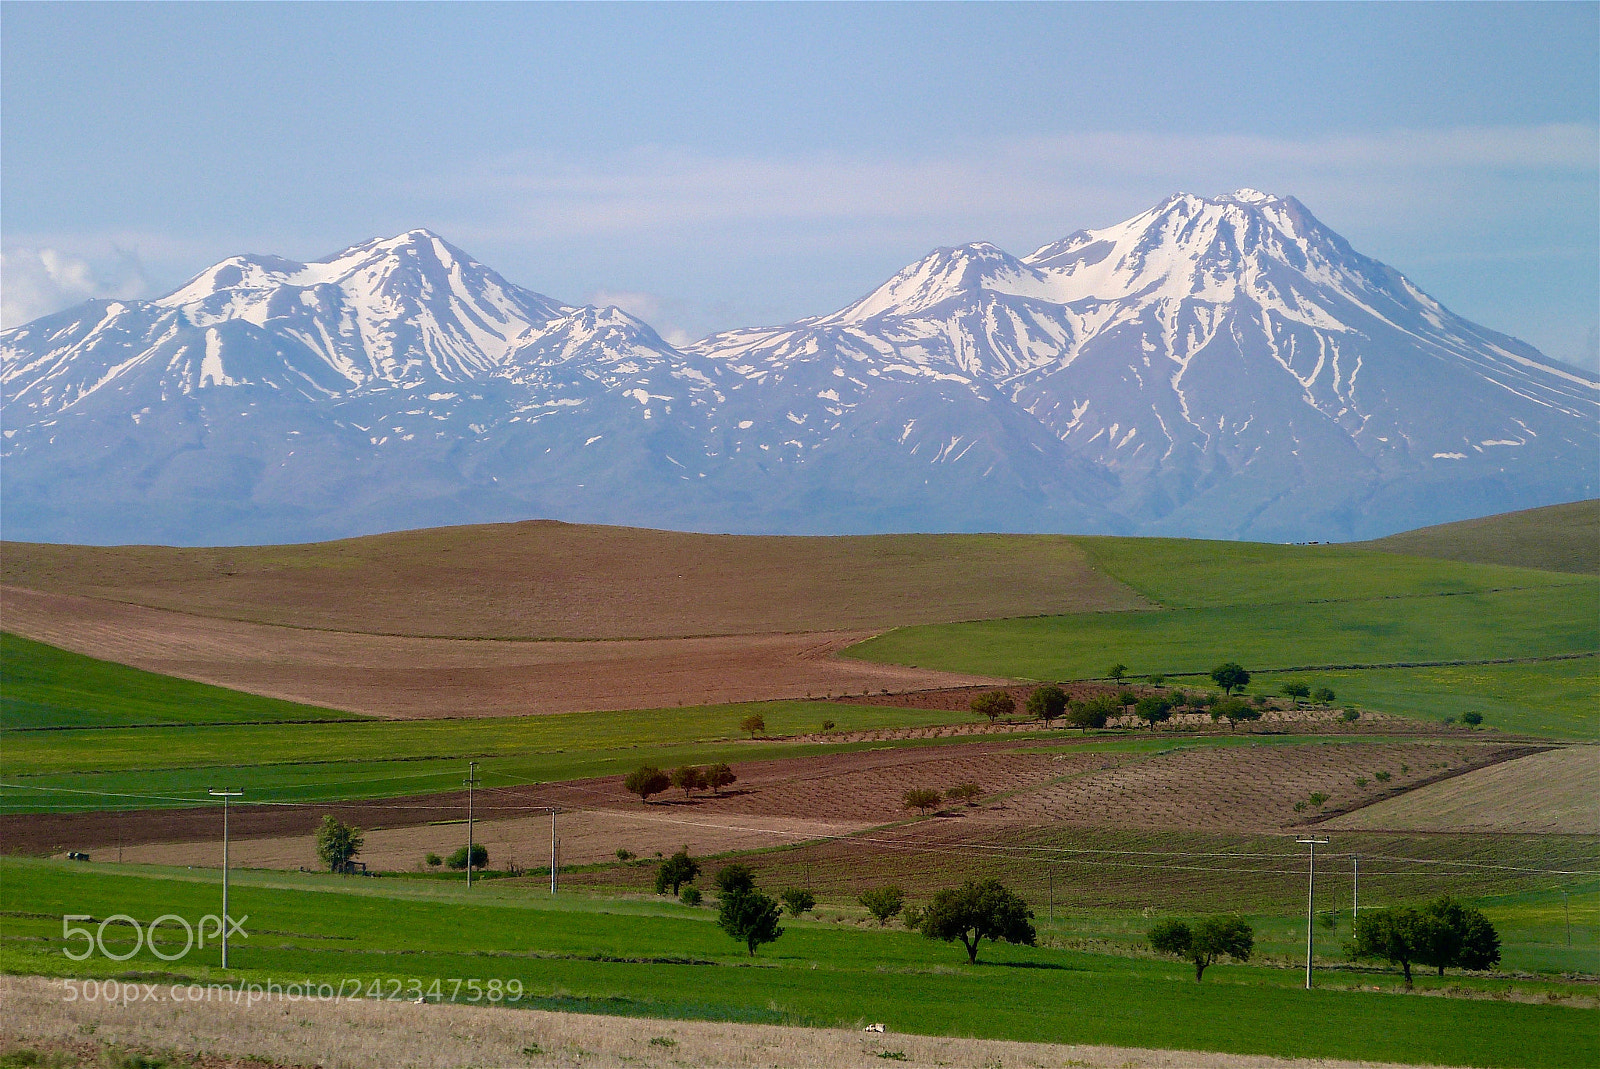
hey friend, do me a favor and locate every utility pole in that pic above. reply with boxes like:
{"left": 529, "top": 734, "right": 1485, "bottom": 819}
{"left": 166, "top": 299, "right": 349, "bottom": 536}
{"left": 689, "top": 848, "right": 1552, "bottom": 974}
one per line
{"left": 550, "top": 808, "right": 558, "bottom": 895}
{"left": 1564, "top": 891, "right": 1571, "bottom": 947}
{"left": 1297, "top": 837, "right": 1330, "bottom": 990}
{"left": 1352, "top": 855, "right": 1359, "bottom": 922}
{"left": 464, "top": 762, "right": 478, "bottom": 889}
{"left": 1049, "top": 868, "right": 1054, "bottom": 924}
{"left": 208, "top": 789, "right": 243, "bottom": 969}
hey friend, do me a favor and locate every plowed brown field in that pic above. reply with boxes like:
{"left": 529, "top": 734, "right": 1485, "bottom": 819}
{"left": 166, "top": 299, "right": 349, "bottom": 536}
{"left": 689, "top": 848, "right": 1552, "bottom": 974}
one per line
{"left": 0, "top": 587, "right": 1003, "bottom": 718}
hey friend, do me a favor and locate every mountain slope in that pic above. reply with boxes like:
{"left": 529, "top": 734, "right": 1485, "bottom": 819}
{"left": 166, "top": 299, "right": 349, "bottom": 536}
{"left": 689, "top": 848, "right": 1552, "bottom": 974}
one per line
{"left": 3, "top": 195, "right": 1595, "bottom": 544}
{"left": 1363, "top": 499, "right": 1600, "bottom": 575}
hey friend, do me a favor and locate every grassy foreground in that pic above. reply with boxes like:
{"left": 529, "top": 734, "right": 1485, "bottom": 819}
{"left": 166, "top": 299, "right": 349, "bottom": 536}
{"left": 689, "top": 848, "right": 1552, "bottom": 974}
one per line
{"left": 2, "top": 859, "right": 1595, "bottom": 1068}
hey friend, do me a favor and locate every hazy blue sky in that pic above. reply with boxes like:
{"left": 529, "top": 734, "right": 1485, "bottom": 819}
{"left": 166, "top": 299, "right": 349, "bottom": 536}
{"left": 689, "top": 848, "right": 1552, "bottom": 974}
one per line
{"left": 4, "top": 2, "right": 1596, "bottom": 368}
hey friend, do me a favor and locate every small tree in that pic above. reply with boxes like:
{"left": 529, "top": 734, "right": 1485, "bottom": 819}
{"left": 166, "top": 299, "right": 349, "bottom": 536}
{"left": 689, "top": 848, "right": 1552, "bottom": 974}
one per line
{"left": 1460, "top": 712, "right": 1483, "bottom": 727}
{"left": 316, "top": 816, "right": 364, "bottom": 873}
{"left": 1210, "top": 662, "right": 1251, "bottom": 695}
{"left": 624, "top": 765, "right": 671, "bottom": 804}
{"left": 1026, "top": 684, "right": 1068, "bottom": 727}
{"left": 425, "top": 852, "right": 442, "bottom": 867}
{"left": 670, "top": 765, "right": 706, "bottom": 799}
{"left": 970, "top": 691, "right": 1016, "bottom": 724}
{"left": 918, "top": 878, "right": 1036, "bottom": 964}
{"left": 903, "top": 788, "right": 942, "bottom": 815}
{"left": 1107, "top": 663, "right": 1128, "bottom": 682}
{"left": 713, "top": 863, "right": 757, "bottom": 897}
{"left": 1067, "top": 695, "right": 1115, "bottom": 733}
{"left": 1419, "top": 896, "right": 1501, "bottom": 975}
{"left": 1280, "top": 681, "right": 1311, "bottom": 708}
{"left": 718, "top": 888, "right": 784, "bottom": 955}
{"left": 860, "top": 885, "right": 905, "bottom": 925}
{"left": 1209, "top": 697, "right": 1260, "bottom": 733}
{"left": 680, "top": 886, "right": 703, "bottom": 907}
{"left": 945, "top": 782, "right": 983, "bottom": 806}
{"left": 1311, "top": 686, "right": 1336, "bottom": 705}
{"left": 655, "top": 848, "right": 700, "bottom": 895}
{"left": 1353, "top": 906, "right": 1440, "bottom": 988}
{"left": 780, "top": 887, "right": 816, "bottom": 916}
{"left": 1148, "top": 917, "right": 1254, "bottom": 981}
{"left": 1135, "top": 694, "right": 1173, "bottom": 731}
{"left": 446, "top": 843, "right": 488, "bottom": 871}
{"left": 738, "top": 714, "right": 766, "bottom": 738}
{"left": 1341, "top": 707, "right": 1361, "bottom": 723}
{"left": 1309, "top": 791, "right": 1329, "bottom": 809}
{"left": 704, "top": 762, "right": 737, "bottom": 795}
{"left": 1116, "top": 688, "right": 1137, "bottom": 721}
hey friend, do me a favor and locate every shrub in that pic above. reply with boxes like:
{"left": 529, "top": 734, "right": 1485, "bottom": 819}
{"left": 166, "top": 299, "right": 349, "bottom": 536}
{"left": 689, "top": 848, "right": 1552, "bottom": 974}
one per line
{"left": 918, "top": 879, "right": 1035, "bottom": 963}
{"left": 1355, "top": 777, "right": 1368, "bottom": 788}
{"left": 820, "top": 719, "right": 836, "bottom": 733}
{"left": 680, "top": 886, "right": 703, "bottom": 907}
{"left": 1067, "top": 695, "right": 1115, "bottom": 732}
{"left": 738, "top": 714, "right": 766, "bottom": 738}
{"left": 1026, "top": 684, "right": 1068, "bottom": 726}
{"left": 945, "top": 782, "right": 983, "bottom": 806}
{"left": 424, "top": 852, "right": 442, "bottom": 867}
{"left": 624, "top": 765, "right": 671, "bottom": 804}
{"left": 446, "top": 843, "right": 488, "bottom": 871}
{"left": 1342, "top": 707, "right": 1361, "bottom": 722}
{"left": 1146, "top": 674, "right": 1165, "bottom": 686}
{"left": 970, "top": 690, "right": 1016, "bottom": 724}
{"left": 316, "top": 816, "right": 363, "bottom": 873}
{"left": 901, "top": 904, "right": 925, "bottom": 930}
{"left": 859, "top": 885, "right": 905, "bottom": 925}
{"left": 1135, "top": 693, "right": 1173, "bottom": 730}
{"left": 1312, "top": 686, "right": 1336, "bottom": 705}
{"left": 1309, "top": 791, "right": 1329, "bottom": 808}
{"left": 655, "top": 848, "right": 700, "bottom": 895}
{"left": 704, "top": 762, "right": 737, "bottom": 795}
{"left": 780, "top": 887, "right": 816, "bottom": 916}
{"left": 1461, "top": 712, "right": 1483, "bottom": 727}
{"left": 714, "top": 863, "right": 757, "bottom": 897}
{"left": 1280, "top": 681, "right": 1311, "bottom": 707}
{"left": 903, "top": 788, "right": 942, "bottom": 815}
{"left": 616, "top": 848, "right": 636, "bottom": 862}
{"left": 1375, "top": 771, "right": 1391, "bottom": 783}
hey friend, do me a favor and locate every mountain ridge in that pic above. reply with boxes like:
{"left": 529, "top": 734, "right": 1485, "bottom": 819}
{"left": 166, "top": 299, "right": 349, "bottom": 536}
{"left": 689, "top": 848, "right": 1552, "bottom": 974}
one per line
{"left": 3, "top": 191, "right": 1595, "bottom": 546}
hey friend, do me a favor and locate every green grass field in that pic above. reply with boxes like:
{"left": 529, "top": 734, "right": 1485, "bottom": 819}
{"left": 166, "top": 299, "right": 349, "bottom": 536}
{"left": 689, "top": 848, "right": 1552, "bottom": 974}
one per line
{"left": 2, "top": 859, "right": 1594, "bottom": 1068}
{"left": 0, "top": 632, "right": 366, "bottom": 729}
{"left": 846, "top": 539, "right": 1600, "bottom": 739}
{"left": 1363, "top": 500, "right": 1600, "bottom": 576}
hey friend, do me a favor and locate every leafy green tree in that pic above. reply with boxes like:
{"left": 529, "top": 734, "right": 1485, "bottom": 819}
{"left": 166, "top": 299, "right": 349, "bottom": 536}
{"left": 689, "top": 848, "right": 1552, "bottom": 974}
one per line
{"left": 1116, "top": 688, "right": 1137, "bottom": 719}
{"left": 1135, "top": 694, "right": 1173, "bottom": 730}
{"left": 1210, "top": 662, "right": 1251, "bottom": 695}
{"left": 655, "top": 848, "right": 700, "bottom": 895}
{"left": 1280, "top": 681, "right": 1311, "bottom": 708}
{"left": 918, "top": 879, "right": 1036, "bottom": 963}
{"left": 1460, "top": 712, "right": 1483, "bottom": 727}
{"left": 859, "top": 885, "right": 905, "bottom": 925}
{"left": 738, "top": 714, "right": 766, "bottom": 738}
{"left": 717, "top": 887, "right": 784, "bottom": 955}
{"left": 680, "top": 886, "right": 702, "bottom": 907}
{"left": 780, "top": 887, "right": 816, "bottom": 916}
{"left": 1209, "top": 697, "right": 1260, "bottom": 732}
{"left": 713, "top": 862, "right": 757, "bottom": 897}
{"left": 624, "top": 765, "right": 671, "bottom": 804}
{"left": 446, "top": 843, "right": 488, "bottom": 871}
{"left": 1311, "top": 686, "right": 1336, "bottom": 705}
{"left": 945, "top": 782, "right": 983, "bottom": 806}
{"left": 1419, "top": 896, "right": 1501, "bottom": 975}
{"left": 1067, "top": 695, "right": 1116, "bottom": 733}
{"left": 1353, "top": 906, "right": 1441, "bottom": 988}
{"left": 970, "top": 690, "right": 1016, "bottom": 724}
{"left": 424, "top": 852, "right": 442, "bottom": 867}
{"left": 1107, "top": 663, "right": 1128, "bottom": 682}
{"left": 670, "top": 765, "right": 706, "bottom": 799}
{"left": 704, "top": 762, "right": 737, "bottom": 795}
{"left": 903, "top": 788, "right": 942, "bottom": 815}
{"left": 1148, "top": 917, "right": 1254, "bottom": 981}
{"left": 316, "top": 816, "right": 364, "bottom": 873}
{"left": 1026, "top": 684, "right": 1068, "bottom": 726}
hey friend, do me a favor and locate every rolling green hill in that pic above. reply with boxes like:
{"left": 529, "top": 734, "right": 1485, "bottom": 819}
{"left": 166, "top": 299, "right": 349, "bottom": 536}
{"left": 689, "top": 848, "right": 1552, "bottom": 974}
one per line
{"left": 1363, "top": 499, "right": 1600, "bottom": 575}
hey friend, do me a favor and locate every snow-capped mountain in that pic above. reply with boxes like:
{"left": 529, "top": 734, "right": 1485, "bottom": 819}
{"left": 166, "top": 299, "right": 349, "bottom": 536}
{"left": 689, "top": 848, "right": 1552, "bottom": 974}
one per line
{"left": 3, "top": 195, "right": 1595, "bottom": 545}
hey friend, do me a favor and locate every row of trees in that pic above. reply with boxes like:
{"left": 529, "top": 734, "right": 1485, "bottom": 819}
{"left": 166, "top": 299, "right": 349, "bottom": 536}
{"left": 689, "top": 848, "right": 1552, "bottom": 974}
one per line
{"left": 624, "top": 762, "right": 737, "bottom": 803}
{"left": 1352, "top": 897, "right": 1500, "bottom": 987}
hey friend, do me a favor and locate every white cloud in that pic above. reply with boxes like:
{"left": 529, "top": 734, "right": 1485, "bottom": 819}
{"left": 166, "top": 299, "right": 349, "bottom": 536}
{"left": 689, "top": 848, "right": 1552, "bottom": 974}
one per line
{"left": 586, "top": 289, "right": 696, "bottom": 348}
{"left": 1, "top": 246, "right": 150, "bottom": 328}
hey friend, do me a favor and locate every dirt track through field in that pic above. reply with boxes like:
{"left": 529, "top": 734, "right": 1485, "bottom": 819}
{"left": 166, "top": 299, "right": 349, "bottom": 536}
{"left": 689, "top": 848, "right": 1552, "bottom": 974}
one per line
{"left": 0, "top": 586, "right": 1004, "bottom": 718}
{"left": 0, "top": 973, "right": 1425, "bottom": 1069}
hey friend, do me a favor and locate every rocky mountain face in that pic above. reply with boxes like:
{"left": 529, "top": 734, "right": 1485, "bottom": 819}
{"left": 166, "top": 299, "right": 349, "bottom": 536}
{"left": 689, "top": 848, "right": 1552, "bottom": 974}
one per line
{"left": 3, "top": 193, "right": 1595, "bottom": 545}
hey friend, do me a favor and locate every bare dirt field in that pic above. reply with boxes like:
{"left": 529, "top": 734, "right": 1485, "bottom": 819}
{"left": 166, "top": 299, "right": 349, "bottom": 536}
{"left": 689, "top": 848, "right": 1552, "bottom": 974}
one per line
{"left": 0, "top": 586, "right": 1004, "bottom": 719}
{"left": 110, "top": 811, "right": 871, "bottom": 872}
{"left": 1324, "top": 745, "right": 1600, "bottom": 834}
{"left": 0, "top": 973, "right": 1426, "bottom": 1069}
{"left": 0, "top": 523, "right": 1147, "bottom": 640}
